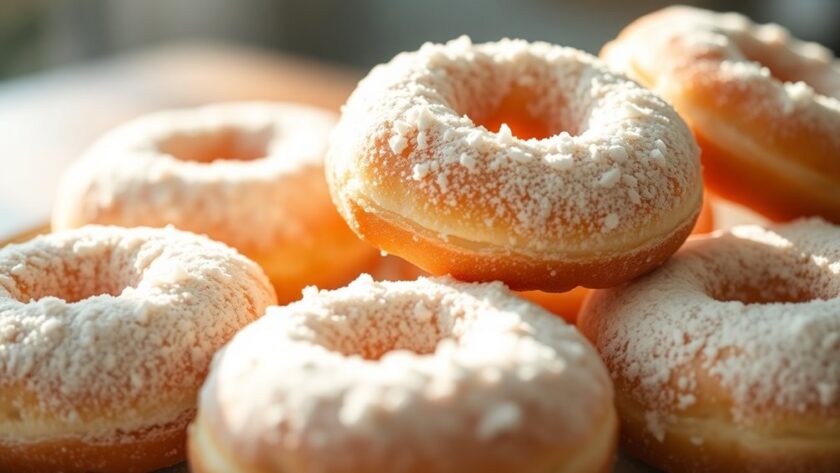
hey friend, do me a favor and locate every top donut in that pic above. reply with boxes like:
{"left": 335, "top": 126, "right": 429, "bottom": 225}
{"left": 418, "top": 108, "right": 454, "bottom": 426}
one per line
{"left": 327, "top": 36, "right": 702, "bottom": 291}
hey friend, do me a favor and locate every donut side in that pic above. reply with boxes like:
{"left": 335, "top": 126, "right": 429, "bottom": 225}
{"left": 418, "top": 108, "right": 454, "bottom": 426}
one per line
{"left": 0, "top": 413, "right": 190, "bottom": 473}
{"left": 339, "top": 193, "right": 698, "bottom": 291}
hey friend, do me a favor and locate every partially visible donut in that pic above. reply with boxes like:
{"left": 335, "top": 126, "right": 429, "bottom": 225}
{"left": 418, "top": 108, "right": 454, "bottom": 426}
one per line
{"left": 52, "top": 102, "right": 378, "bottom": 303}
{"left": 579, "top": 219, "right": 840, "bottom": 473}
{"left": 189, "top": 275, "right": 617, "bottom": 473}
{"left": 327, "top": 37, "right": 703, "bottom": 292}
{"left": 0, "top": 225, "right": 276, "bottom": 473}
{"left": 602, "top": 6, "right": 840, "bottom": 222}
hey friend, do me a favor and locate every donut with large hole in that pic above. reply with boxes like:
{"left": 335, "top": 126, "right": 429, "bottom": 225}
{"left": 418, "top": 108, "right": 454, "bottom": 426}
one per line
{"left": 326, "top": 37, "right": 703, "bottom": 291}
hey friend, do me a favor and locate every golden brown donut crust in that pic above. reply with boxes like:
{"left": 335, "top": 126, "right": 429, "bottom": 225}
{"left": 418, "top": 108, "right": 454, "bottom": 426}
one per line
{"left": 188, "top": 404, "right": 619, "bottom": 473}
{"left": 615, "top": 391, "right": 840, "bottom": 473}
{"left": 345, "top": 197, "right": 698, "bottom": 291}
{"left": 0, "top": 419, "right": 188, "bottom": 473}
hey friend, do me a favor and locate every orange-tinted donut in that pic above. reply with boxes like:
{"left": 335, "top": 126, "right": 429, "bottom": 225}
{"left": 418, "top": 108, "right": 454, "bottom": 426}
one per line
{"left": 602, "top": 6, "right": 840, "bottom": 223}
{"left": 0, "top": 226, "right": 276, "bottom": 473}
{"left": 579, "top": 219, "right": 840, "bottom": 473}
{"left": 52, "top": 102, "right": 378, "bottom": 303}
{"left": 189, "top": 275, "right": 617, "bottom": 473}
{"left": 327, "top": 37, "right": 703, "bottom": 291}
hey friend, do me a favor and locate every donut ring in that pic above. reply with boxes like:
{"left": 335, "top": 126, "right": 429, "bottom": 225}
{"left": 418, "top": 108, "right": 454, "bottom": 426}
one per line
{"left": 601, "top": 6, "right": 840, "bottom": 223}
{"left": 579, "top": 219, "right": 840, "bottom": 473}
{"left": 327, "top": 37, "right": 703, "bottom": 291}
{"left": 0, "top": 226, "right": 276, "bottom": 473}
{"left": 53, "top": 102, "right": 378, "bottom": 303}
{"left": 189, "top": 275, "right": 617, "bottom": 473}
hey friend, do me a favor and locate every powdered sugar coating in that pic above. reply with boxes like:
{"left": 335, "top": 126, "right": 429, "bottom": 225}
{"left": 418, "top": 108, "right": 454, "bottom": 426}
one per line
{"left": 328, "top": 37, "right": 701, "bottom": 256}
{"left": 0, "top": 226, "right": 276, "bottom": 441}
{"left": 199, "top": 275, "right": 614, "bottom": 472}
{"left": 52, "top": 102, "right": 339, "bottom": 253}
{"left": 582, "top": 219, "right": 840, "bottom": 431}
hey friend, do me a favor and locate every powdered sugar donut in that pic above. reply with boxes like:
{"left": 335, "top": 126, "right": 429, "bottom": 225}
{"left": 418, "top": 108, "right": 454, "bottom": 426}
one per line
{"left": 602, "top": 6, "right": 840, "bottom": 223}
{"left": 189, "top": 275, "right": 617, "bottom": 473}
{"left": 327, "top": 37, "right": 703, "bottom": 291}
{"left": 53, "top": 102, "right": 378, "bottom": 303}
{"left": 579, "top": 219, "right": 840, "bottom": 473}
{"left": 0, "top": 225, "right": 276, "bottom": 473}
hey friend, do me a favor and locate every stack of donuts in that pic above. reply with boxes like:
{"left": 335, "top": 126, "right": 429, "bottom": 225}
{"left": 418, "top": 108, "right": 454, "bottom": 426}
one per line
{"left": 0, "top": 5, "right": 837, "bottom": 473}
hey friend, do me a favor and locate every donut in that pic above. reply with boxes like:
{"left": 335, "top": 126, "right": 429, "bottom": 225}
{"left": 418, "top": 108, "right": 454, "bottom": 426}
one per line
{"left": 52, "top": 102, "right": 378, "bottom": 303}
{"left": 0, "top": 225, "right": 276, "bottom": 473}
{"left": 326, "top": 37, "right": 703, "bottom": 292}
{"left": 601, "top": 6, "right": 840, "bottom": 223}
{"left": 578, "top": 219, "right": 840, "bottom": 473}
{"left": 189, "top": 275, "right": 617, "bottom": 473}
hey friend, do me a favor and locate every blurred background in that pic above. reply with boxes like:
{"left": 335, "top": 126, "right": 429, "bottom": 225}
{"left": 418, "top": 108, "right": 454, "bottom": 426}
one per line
{"left": 0, "top": 0, "right": 838, "bottom": 238}
{"left": 1, "top": 0, "right": 838, "bottom": 79}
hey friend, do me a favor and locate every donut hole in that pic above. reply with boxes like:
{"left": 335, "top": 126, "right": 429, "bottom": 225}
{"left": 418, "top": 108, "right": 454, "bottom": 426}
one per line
{"left": 446, "top": 58, "right": 584, "bottom": 140}
{"left": 468, "top": 84, "right": 556, "bottom": 140}
{"left": 710, "top": 277, "right": 819, "bottom": 304}
{"left": 304, "top": 299, "right": 448, "bottom": 360}
{"left": 157, "top": 126, "right": 273, "bottom": 163}
{"left": 704, "top": 237, "right": 838, "bottom": 304}
{"left": 10, "top": 250, "right": 140, "bottom": 304}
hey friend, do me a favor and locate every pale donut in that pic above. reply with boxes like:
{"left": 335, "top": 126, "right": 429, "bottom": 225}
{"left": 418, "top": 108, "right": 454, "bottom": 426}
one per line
{"left": 579, "top": 219, "right": 840, "bottom": 473}
{"left": 327, "top": 36, "right": 703, "bottom": 291}
{"left": 0, "top": 225, "right": 276, "bottom": 473}
{"left": 52, "top": 102, "right": 378, "bottom": 303}
{"left": 602, "top": 6, "right": 840, "bottom": 222}
{"left": 189, "top": 275, "right": 617, "bottom": 473}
